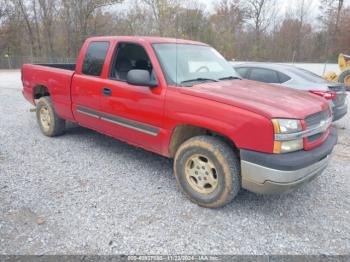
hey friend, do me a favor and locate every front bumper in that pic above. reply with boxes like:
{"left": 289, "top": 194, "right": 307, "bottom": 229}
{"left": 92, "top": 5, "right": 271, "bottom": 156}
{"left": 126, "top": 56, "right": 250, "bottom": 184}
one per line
{"left": 240, "top": 128, "right": 338, "bottom": 194}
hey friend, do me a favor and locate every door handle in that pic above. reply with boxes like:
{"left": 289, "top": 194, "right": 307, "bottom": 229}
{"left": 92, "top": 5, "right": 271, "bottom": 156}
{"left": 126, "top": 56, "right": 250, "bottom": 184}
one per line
{"left": 102, "top": 87, "right": 112, "bottom": 96}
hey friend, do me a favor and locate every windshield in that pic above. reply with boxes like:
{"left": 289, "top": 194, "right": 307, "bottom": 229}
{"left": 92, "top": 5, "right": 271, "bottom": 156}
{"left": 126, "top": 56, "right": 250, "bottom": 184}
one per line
{"left": 153, "top": 43, "right": 240, "bottom": 86}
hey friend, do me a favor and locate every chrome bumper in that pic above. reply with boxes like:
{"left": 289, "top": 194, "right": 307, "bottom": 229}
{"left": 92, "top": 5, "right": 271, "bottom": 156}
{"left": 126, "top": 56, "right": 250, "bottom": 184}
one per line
{"left": 241, "top": 155, "right": 330, "bottom": 194}
{"left": 240, "top": 128, "right": 337, "bottom": 194}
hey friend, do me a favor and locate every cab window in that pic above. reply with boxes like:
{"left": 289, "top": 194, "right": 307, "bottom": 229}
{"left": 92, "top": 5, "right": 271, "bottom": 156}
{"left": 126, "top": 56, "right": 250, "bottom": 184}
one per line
{"left": 82, "top": 41, "right": 110, "bottom": 76}
{"left": 110, "top": 42, "right": 156, "bottom": 82}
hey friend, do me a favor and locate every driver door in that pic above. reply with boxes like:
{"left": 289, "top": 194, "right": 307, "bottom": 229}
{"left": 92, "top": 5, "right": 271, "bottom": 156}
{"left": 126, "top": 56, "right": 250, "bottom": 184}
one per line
{"left": 99, "top": 41, "right": 165, "bottom": 152}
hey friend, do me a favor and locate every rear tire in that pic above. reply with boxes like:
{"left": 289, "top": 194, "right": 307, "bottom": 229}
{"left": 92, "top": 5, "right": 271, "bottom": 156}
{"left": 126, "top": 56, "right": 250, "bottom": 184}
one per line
{"left": 36, "top": 97, "right": 65, "bottom": 137}
{"left": 174, "top": 136, "right": 241, "bottom": 208}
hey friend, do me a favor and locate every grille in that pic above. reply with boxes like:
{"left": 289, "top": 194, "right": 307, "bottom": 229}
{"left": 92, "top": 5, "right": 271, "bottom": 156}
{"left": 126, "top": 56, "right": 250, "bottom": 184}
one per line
{"left": 305, "top": 110, "right": 329, "bottom": 128}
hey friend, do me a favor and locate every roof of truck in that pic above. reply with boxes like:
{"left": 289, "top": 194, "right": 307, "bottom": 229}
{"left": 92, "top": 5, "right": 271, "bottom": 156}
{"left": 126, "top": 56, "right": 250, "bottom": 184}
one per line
{"left": 86, "top": 36, "right": 207, "bottom": 46}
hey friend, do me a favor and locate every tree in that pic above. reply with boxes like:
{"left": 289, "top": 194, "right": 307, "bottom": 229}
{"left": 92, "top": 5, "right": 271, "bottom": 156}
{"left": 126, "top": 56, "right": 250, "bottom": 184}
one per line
{"left": 290, "top": 0, "right": 313, "bottom": 61}
{"left": 32, "top": 0, "right": 43, "bottom": 56}
{"left": 0, "top": 0, "right": 350, "bottom": 66}
{"left": 0, "top": 0, "right": 8, "bottom": 22}
{"left": 177, "top": 2, "right": 208, "bottom": 40}
{"left": 0, "top": 1, "right": 11, "bottom": 54}
{"left": 110, "top": 0, "right": 154, "bottom": 36}
{"left": 245, "top": 0, "right": 276, "bottom": 59}
{"left": 14, "top": 0, "right": 37, "bottom": 56}
{"left": 336, "top": 7, "right": 350, "bottom": 54}
{"left": 319, "top": 0, "right": 345, "bottom": 59}
{"left": 57, "top": 0, "right": 123, "bottom": 57}
{"left": 38, "top": 0, "right": 56, "bottom": 57}
{"left": 209, "top": 0, "right": 246, "bottom": 59}
{"left": 142, "top": 0, "right": 181, "bottom": 36}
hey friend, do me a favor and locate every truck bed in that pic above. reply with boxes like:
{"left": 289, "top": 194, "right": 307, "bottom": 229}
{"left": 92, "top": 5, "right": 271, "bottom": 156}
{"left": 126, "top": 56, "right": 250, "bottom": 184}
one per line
{"left": 22, "top": 63, "right": 76, "bottom": 122}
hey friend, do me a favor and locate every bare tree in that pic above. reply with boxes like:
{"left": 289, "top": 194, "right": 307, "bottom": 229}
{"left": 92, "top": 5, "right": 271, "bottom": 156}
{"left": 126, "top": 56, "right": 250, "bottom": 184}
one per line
{"left": 336, "top": 6, "right": 350, "bottom": 54}
{"left": 32, "top": 0, "right": 43, "bottom": 56}
{"left": 334, "top": 0, "right": 344, "bottom": 33}
{"left": 0, "top": 0, "right": 10, "bottom": 53}
{"left": 319, "top": 0, "right": 345, "bottom": 59}
{"left": 142, "top": 0, "right": 181, "bottom": 36}
{"left": 209, "top": 0, "right": 246, "bottom": 59}
{"left": 14, "top": 0, "right": 37, "bottom": 56}
{"left": 59, "top": 0, "right": 73, "bottom": 57}
{"left": 293, "top": 0, "right": 313, "bottom": 61}
{"left": 58, "top": 0, "right": 123, "bottom": 56}
{"left": 0, "top": 0, "right": 350, "bottom": 66}
{"left": 38, "top": 0, "right": 56, "bottom": 57}
{"left": 76, "top": 0, "right": 123, "bottom": 41}
{"left": 177, "top": 1, "right": 208, "bottom": 40}
{"left": 0, "top": 0, "right": 7, "bottom": 21}
{"left": 246, "top": 0, "right": 276, "bottom": 58}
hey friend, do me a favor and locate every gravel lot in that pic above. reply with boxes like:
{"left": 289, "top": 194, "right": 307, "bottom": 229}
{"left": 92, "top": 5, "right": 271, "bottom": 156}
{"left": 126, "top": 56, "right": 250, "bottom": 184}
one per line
{"left": 0, "top": 70, "right": 349, "bottom": 255}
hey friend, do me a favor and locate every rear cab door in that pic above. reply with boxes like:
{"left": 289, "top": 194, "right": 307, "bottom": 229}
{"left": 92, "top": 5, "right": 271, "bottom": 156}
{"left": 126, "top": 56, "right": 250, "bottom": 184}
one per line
{"left": 71, "top": 39, "right": 111, "bottom": 130}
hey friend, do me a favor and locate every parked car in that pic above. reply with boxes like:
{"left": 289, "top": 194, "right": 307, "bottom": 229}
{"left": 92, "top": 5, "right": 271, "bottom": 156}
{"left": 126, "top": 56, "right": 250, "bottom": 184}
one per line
{"left": 232, "top": 63, "right": 347, "bottom": 121}
{"left": 22, "top": 36, "right": 337, "bottom": 208}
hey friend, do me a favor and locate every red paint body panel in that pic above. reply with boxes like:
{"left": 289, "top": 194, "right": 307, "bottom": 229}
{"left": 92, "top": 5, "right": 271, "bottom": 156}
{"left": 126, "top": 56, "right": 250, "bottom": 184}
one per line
{"left": 22, "top": 64, "right": 75, "bottom": 121}
{"left": 163, "top": 86, "right": 275, "bottom": 153}
{"left": 182, "top": 80, "right": 329, "bottom": 119}
{"left": 21, "top": 36, "right": 330, "bottom": 157}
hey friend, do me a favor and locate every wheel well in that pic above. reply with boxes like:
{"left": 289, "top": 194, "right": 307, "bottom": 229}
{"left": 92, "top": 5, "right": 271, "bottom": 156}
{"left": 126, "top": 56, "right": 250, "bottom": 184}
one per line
{"left": 33, "top": 85, "right": 50, "bottom": 99}
{"left": 168, "top": 124, "right": 238, "bottom": 158}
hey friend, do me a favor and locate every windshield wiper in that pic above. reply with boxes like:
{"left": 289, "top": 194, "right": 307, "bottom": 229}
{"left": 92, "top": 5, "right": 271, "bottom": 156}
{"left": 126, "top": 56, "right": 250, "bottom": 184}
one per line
{"left": 219, "top": 76, "right": 241, "bottom": 81}
{"left": 180, "top": 78, "right": 219, "bottom": 86}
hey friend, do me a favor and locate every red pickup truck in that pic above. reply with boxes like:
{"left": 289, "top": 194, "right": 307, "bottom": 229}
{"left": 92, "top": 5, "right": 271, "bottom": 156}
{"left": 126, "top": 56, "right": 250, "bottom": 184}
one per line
{"left": 22, "top": 36, "right": 337, "bottom": 208}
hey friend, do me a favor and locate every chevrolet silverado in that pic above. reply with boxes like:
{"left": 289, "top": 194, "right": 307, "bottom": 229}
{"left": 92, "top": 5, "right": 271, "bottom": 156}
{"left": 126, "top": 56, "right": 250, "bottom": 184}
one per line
{"left": 22, "top": 36, "right": 338, "bottom": 208}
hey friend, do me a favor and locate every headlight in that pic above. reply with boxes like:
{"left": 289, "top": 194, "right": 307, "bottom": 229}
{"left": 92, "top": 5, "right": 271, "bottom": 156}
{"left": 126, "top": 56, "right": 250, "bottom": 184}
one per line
{"left": 272, "top": 119, "right": 303, "bottom": 154}
{"left": 272, "top": 119, "right": 302, "bottom": 134}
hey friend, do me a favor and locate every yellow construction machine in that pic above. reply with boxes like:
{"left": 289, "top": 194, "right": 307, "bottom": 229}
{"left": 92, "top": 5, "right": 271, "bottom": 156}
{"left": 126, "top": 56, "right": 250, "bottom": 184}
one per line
{"left": 324, "top": 53, "right": 350, "bottom": 88}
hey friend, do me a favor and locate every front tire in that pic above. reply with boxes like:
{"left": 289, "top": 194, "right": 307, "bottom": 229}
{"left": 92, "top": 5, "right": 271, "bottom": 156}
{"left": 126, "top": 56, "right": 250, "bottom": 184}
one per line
{"left": 174, "top": 136, "right": 241, "bottom": 208}
{"left": 36, "top": 97, "right": 65, "bottom": 137}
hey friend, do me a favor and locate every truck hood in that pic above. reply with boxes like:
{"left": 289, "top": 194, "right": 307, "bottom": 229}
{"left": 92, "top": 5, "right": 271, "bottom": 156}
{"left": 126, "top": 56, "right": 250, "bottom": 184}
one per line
{"left": 179, "top": 80, "right": 329, "bottom": 119}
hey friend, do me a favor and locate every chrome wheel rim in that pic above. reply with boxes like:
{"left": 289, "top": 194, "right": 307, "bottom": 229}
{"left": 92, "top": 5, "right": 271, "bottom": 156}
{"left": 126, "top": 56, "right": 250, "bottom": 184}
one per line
{"left": 185, "top": 154, "right": 219, "bottom": 194}
{"left": 39, "top": 106, "right": 51, "bottom": 132}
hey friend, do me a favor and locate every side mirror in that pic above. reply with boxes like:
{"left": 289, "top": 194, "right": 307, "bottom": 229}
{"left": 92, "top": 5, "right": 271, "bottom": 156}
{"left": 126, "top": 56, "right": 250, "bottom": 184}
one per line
{"left": 126, "top": 69, "right": 158, "bottom": 88}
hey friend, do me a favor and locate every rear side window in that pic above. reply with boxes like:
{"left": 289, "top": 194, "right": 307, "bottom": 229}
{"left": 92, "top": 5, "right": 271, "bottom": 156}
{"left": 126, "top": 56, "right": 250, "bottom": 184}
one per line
{"left": 290, "top": 68, "right": 328, "bottom": 83}
{"left": 249, "top": 68, "right": 280, "bottom": 83}
{"left": 278, "top": 72, "right": 291, "bottom": 83}
{"left": 235, "top": 67, "right": 249, "bottom": 78}
{"left": 82, "top": 42, "right": 110, "bottom": 76}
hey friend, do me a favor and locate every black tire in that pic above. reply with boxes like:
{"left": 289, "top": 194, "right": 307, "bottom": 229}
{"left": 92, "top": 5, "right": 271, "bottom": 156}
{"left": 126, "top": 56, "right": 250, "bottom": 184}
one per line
{"left": 36, "top": 96, "right": 65, "bottom": 137}
{"left": 174, "top": 136, "right": 241, "bottom": 208}
{"left": 338, "top": 69, "right": 350, "bottom": 88}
